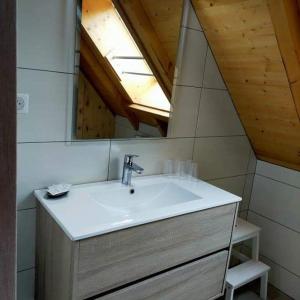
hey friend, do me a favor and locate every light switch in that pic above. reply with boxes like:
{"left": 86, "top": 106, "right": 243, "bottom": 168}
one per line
{"left": 17, "top": 93, "right": 29, "bottom": 114}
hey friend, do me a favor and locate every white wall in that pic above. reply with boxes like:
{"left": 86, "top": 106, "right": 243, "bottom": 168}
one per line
{"left": 16, "top": 0, "right": 254, "bottom": 298}
{"left": 248, "top": 160, "right": 300, "bottom": 299}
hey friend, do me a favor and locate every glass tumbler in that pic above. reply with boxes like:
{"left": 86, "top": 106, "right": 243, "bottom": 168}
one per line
{"left": 163, "top": 159, "right": 174, "bottom": 176}
{"left": 191, "top": 162, "right": 198, "bottom": 180}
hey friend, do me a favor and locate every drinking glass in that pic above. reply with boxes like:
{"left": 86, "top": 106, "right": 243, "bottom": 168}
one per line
{"left": 163, "top": 159, "right": 174, "bottom": 176}
{"left": 191, "top": 162, "right": 198, "bottom": 180}
{"left": 174, "top": 160, "right": 185, "bottom": 177}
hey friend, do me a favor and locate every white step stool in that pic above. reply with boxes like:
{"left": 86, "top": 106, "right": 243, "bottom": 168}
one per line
{"left": 226, "top": 260, "right": 270, "bottom": 300}
{"left": 225, "top": 218, "right": 270, "bottom": 300}
{"left": 232, "top": 218, "right": 261, "bottom": 261}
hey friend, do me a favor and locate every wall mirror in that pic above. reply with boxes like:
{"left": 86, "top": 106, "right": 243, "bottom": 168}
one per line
{"left": 75, "top": 0, "right": 183, "bottom": 139}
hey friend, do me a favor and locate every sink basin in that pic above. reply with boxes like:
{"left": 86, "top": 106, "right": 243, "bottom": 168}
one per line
{"left": 34, "top": 175, "right": 241, "bottom": 240}
{"left": 92, "top": 182, "right": 200, "bottom": 214}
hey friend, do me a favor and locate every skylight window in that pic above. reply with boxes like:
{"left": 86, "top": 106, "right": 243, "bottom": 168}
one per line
{"left": 81, "top": 0, "right": 171, "bottom": 112}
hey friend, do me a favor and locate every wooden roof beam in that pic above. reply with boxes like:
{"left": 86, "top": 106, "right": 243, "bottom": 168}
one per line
{"left": 128, "top": 104, "right": 169, "bottom": 122}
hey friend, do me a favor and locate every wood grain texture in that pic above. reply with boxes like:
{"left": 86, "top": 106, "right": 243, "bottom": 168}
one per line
{"left": 97, "top": 250, "right": 228, "bottom": 300}
{"left": 36, "top": 204, "right": 78, "bottom": 300}
{"left": 77, "top": 72, "right": 115, "bottom": 139}
{"left": 0, "top": 0, "right": 16, "bottom": 299}
{"left": 192, "top": 0, "right": 300, "bottom": 172}
{"left": 77, "top": 204, "right": 236, "bottom": 299}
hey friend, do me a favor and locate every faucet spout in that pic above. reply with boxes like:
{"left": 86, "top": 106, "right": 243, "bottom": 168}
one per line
{"left": 121, "top": 154, "right": 144, "bottom": 186}
{"left": 131, "top": 162, "right": 144, "bottom": 174}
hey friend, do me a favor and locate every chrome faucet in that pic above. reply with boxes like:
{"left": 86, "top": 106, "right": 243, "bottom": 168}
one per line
{"left": 122, "top": 154, "right": 144, "bottom": 186}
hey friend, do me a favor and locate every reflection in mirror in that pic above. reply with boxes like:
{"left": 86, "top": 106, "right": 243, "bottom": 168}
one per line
{"left": 76, "top": 0, "right": 183, "bottom": 139}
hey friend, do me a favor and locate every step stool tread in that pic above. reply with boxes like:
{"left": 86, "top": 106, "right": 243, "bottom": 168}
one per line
{"left": 227, "top": 260, "right": 270, "bottom": 288}
{"left": 232, "top": 218, "right": 261, "bottom": 244}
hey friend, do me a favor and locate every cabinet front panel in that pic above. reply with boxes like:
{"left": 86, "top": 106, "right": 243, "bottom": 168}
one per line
{"left": 97, "top": 251, "right": 228, "bottom": 300}
{"left": 77, "top": 204, "right": 236, "bottom": 299}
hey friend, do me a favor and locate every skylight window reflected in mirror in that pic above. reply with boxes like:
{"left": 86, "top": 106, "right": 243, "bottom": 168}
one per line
{"left": 81, "top": 0, "right": 171, "bottom": 112}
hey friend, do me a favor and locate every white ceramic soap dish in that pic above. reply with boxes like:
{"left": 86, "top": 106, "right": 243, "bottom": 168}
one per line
{"left": 47, "top": 183, "right": 72, "bottom": 198}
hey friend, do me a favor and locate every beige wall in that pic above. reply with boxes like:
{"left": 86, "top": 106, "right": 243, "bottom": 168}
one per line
{"left": 16, "top": 0, "right": 254, "bottom": 298}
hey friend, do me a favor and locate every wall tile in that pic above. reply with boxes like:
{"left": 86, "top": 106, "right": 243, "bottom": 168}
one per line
{"left": 17, "top": 269, "right": 35, "bottom": 300}
{"left": 108, "top": 138, "right": 194, "bottom": 180}
{"left": 184, "top": 0, "right": 202, "bottom": 31}
{"left": 256, "top": 160, "right": 300, "bottom": 189}
{"left": 138, "top": 123, "right": 161, "bottom": 137}
{"left": 17, "top": 209, "right": 36, "bottom": 271}
{"left": 260, "top": 256, "right": 300, "bottom": 300}
{"left": 193, "top": 136, "right": 251, "bottom": 180}
{"left": 168, "top": 86, "right": 201, "bottom": 137}
{"left": 17, "top": 0, "right": 76, "bottom": 73}
{"left": 209, "top": 175, "right": 245, "bottom": 197}
{"left": 203, "top": 48, "right": 226, "bottom": 89}
{"left": 176, "top": 29, "right": 207, "bottom": 87}
{"left": 249, "top": 162, "right": 300, "bottom": 298}
{"left": 115, "top": 116, "right": 138, "bottom": 139}
{"left": 250, "top": 175, "right": 300, "bottom": 232}
{"left": 242, "top": 173, "right": 254, "bottom": 211}
{"left": 115, "top": 116, "right": 161, "bottom": 139}
{"left": 209, "top": 175, "right": 250, "bottom": 211}
{"left": 196, "top": 89, "right": 245, "bottom": 137}
{"left": 17, "top": 69, "right": 73, "bottom": 142}
{"left": 17, "top": 141, "right": 110, "bottom": 209}
{"left": 247, "top": 148, "right": 257, "bottom": 174}
{"left": 248, "top": 212, "right": 300, "bottom": 277}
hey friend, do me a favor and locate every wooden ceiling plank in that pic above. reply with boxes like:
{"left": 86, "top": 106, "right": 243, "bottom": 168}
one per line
{"left": 192, "top": 0, "right": 300, "bottom": 172}
{"left": 139, "top": 0, "right": 183, "bottom": 62}
{"left": 128, "top": 104, "right": 169, "bottom": 122}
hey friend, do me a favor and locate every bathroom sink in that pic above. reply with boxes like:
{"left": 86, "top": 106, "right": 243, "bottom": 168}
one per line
{"left": 34, "top": 175, "right": 241, "bottom": 240}
{"left": 92, "top": 182, "right": 200, "bottom": 214}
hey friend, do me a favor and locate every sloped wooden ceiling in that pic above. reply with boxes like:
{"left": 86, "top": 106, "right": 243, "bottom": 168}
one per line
{"left": 192, "top": 0, "right": 300, "bottom": 171}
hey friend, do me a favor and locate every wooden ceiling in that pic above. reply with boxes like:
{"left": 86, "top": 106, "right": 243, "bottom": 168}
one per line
{"left": 192, "top": 0, "right": 300, "bottom": 171}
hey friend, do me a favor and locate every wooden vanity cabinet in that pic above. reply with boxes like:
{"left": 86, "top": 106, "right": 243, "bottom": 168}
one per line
{"left": 36, "top": 203, "right": 237, "bottom": 300}
{"left": 96, "top": 250, "right": 229, "bottom": 300}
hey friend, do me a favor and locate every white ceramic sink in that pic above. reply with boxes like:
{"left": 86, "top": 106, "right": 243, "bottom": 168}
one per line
{"left": 93, "top": 182, "right": 200, "bottom": 214}
{"left": 34, "top": 175, "right": 241, "bottom": 241}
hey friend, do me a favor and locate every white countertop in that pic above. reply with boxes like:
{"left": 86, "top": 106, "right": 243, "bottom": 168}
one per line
{"left": 34, "top": 175, "right": 241, "bottom": 241}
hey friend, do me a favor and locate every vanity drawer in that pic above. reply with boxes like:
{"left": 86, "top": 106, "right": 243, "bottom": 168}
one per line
{"left": 97, "top": 250, "right": 228, "bottom": 300}
{"left": 76, "top": 204, "right": 236, "bottom": 299}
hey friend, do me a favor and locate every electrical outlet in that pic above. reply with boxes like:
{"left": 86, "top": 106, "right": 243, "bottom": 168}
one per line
{"left": 17, "top": 94, "right": 29, "bottom": 114}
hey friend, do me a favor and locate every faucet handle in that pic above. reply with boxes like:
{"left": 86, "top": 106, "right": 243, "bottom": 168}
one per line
{"left": 124, "top": 154, "right": 139, "bottom": 163}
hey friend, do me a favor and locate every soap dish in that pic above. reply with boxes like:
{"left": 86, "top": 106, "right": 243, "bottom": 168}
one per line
{"left": 47, "top": 183, "right": 72, "bottom": 198}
